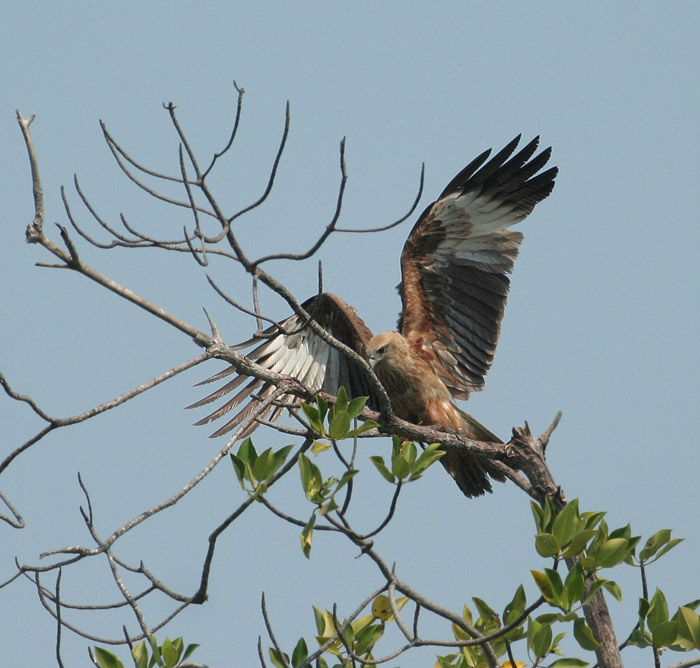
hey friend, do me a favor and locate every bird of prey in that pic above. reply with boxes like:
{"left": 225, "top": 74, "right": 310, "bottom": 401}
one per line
{"left": 189, "top": 136, "right": 557, "bottom": 497}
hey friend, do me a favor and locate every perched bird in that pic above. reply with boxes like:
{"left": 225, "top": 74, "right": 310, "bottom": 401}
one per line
{"left": 189, "top": 136, "right": 557, "bottom": 497}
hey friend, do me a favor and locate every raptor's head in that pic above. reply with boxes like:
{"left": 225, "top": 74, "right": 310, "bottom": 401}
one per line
{"left": 366, "top": 331, "right": 408, "bottom": 369}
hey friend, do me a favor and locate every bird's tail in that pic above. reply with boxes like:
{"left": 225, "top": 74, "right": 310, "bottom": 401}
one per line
{"left": 439, "top": 409, "right": 506, "bottom": 498}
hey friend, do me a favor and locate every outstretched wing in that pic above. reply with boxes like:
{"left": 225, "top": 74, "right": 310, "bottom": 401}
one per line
{"left": 188, "top": 293, "right": 375, "bottom": 438}
{"left": 398, "top": 135, "right": 557, "bottom": 398}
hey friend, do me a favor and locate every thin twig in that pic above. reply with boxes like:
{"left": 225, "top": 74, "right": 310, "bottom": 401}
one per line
{"left": 335, "top": 162, "right": 425, "bottom": 233}
{"left": 203, "top": 80, "right": 245, "bottom": 179}
{"left": 252, "top": 137, "right": 347, "bottom": 266}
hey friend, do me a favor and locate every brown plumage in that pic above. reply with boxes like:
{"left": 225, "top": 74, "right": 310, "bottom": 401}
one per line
{"left": 189, "top": 136, "right": 557, "bottom": 497}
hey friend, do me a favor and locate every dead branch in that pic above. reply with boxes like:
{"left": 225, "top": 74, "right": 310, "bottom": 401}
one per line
{"left": 335, "top": 162, "right": 425, "bottom": 234}
{"left": 0, "top": 355, "right": 208, "bottom": 479}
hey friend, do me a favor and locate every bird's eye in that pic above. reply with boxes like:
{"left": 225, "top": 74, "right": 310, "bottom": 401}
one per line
{"left": 377, "top": 346, "right": 386, "bottom": 355}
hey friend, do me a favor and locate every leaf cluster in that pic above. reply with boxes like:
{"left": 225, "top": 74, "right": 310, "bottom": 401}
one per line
{"left": 94, "top": 636, "right": 198, "bottom": 668}
{"left": 370, "top": 437, "right": 445, "bottom": 485}
{"left": 301, "top": 387, "right": 377, "bottom": 445}
{"left": 268, "top": 594, "right": 409, "bottom": 668}
{"left": 230, "top": 438, "right": 295, "bottom": 496}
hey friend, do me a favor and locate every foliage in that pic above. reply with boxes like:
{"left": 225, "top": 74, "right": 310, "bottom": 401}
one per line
{"left": 224, "top": 407, "right": 700, "bottom": 668}
{"left": 94, "top": 637, "right": 199, "bottom": 668}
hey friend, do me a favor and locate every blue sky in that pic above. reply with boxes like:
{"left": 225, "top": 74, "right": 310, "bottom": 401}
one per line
{"left": 2, "top": 3, "right": 699, "bottom": 667}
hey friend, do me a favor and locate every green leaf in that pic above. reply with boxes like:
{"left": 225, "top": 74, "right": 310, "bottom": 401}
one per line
{"left": 316, "top": 394, "right": 329, "bottom": 425}
{"left": 347, "top": 395, "right": 369, "bottom": 419}
{"left": 529, "top": 619, "right": 553, "bottom": 659}
{"left": 578, "top": 555, "right": 597, "bottom": 573}
{"left": 301, "top": 402, "right": 324, "bottom": 433}
{"left": 370, "top": 456, "right": 395, "bottom": 483}
{"left": 676, "top": 606, "right": 700, "bottom": 648}
{"left": 541, "top": 497, "right": 556, "bottom": 532}
{"left": 563, "top": 564, "right": 586, "bottom": 609}
{"left": 328, "top": 411, "right": 351, "bottom": 440}
{"left": 596, "top": 538, "right": 630, "bottom": 568}
{"left": 271, "top": 445, "right": 294, "bottom": 475}
{"left": 230, "top": 454, "right": 247, "bottom": 488}
{"left": 546, "top": 659, "right": 589, "bottom": 667}
{"left": 148, "top": 635, "right": 161, "bottom": 664}
{"left": 298, "top": 453, "right": 323, "bottom": 501}
{"left": 628, "top": 626, "right": 653, "bottom": 648}
{"left": 638, "top": 596, "right": 650, "bottom": 622}
{"left": 269, "top": 647, "right": 289, "bottom": 668}
{"left": 132, "top": 641, "right": 148, "bottom": 668}
{"left": 652, "top": 620, "right": 678, "bottom": 648}
{"left": 237, "top": 437, "right": 257, "bottom": 464}
{"left": 601, "top": 579, "right": 622, "bottom": 602}
{"left": 391, "top": 447, "right": 411, "bottom": 479}
{"left": 334, "top": 386, "right": 349, "bottom": 413}
{"left": 182, "top": 643, "right": 200, "bottom": 661}
{"left": 313, "top": 606, "right": 326, "bottom": 635}
{"left": 536, "top": 612, "right": 563, "bottom": 624}
{"left": 531, "top": 501, "right": 545, "bottom": 533}
{"left": 161, "top": 638, "right": 179, "bottom": 667}
{"left": 300, "top": 512, "right": 315, "bottom": 558}
{"left": 535, "top": 532, "right": 560, "bottom": 558}
{"left": 336, "top": 468, "right": 359, "bottom": 491}
{"left": 531, "top": 570, "right": 556, "bottom": 605}
{"left": 608, "top": 523, "right": 632, "bottom": 540}
{"left": 472, "top": 597, "right": 499, "bottom": 630}
{"left": 354, "top": 622, "right": 384, "bottom": 655}
{"left": 311, "top": 439, "right": 331, "bottom": 454}
{"left": 94, "top": 647, "right": 125, "bottom": 668}
{"left": 647, "top": 589, "right": 669, "bottom": 631}
{"left": 347, "top": 420, "right": 378, "bottom": 438}
{"left": 341, "top": 619, "right": 355, "bottom": 647}
{"left": 656, "top": 537, "right": 684, "bottom": 561}
{"left": 252, "top": 448, "right": 275, "bottom": 482}
{"left": 552, "top": 500, "right": 581, "bottom": 546}
{"left": 561, "top": 529, "right": 597, "bottom": 559}
{"left": 639, "top": 529, "right": 672, "bottom": 561}
{"left": 319, "top": 498, "right": 339, "bottom": 516}
{"left": 544, "top": 568, "right": 564, "bottom": 605}
{"left": 573, "top": 617, "right": 600, "bottom": 650}
{"left": 170, "top": 637, "right": 184, "bottom": 661}
{"left": 410, "top": 443, "right": 445, "bottom": 479}
{"left": 581, "top": 510, "right": 606, "bottom": 530}
{"left": 503, "top": 585, "right": 527, "bottom": 625}
{"left": 231, "top": 437, "right": 259, "bottom": 487}
{"left": 291, "top": 637, "right": 308, "bottom": 667}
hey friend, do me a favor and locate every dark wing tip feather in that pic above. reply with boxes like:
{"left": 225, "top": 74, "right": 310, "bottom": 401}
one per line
{"left": 399, "top": 135, "right": 556, "bottom": 397}
{"left": 439, "top": 147, "right": 493, "bottom": 198}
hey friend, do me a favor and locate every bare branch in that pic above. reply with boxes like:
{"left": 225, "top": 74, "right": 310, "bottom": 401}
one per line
{"left": 226, "top": 100, "right": 290, "bottom": 226}
{"left": 202, "top": 80, "right": 246, "bottom": 178}
{"left": 668, "top": 659, "right": 700, "bottom": 668}
{"left": 205, "top": 275, "right": 282, "bottom": 329}
{"left": 54, "top": 568, "right": 66, "bottom": 668}
{"left": 193, "top": 431, "right": 311, "bottom": 602}
{"left": 0, "top": 355, "right": 208, "bottom": 476}
{"left": 261, "top": 593, "right": 288, "bottom": 668}
{"left": 101, "top": 121, "right": 216, "bottom": 217}
{"left": 68, "top": 179, "right": 148, "bottom": 248}
{"left": 16, "top": 110, "right": 44, "bottom": 234}
{"left": 336, "top": 162, "right": 425, "bottom": 234}
{"left": 252, "top": 137, "right": 348, "bottom": 266}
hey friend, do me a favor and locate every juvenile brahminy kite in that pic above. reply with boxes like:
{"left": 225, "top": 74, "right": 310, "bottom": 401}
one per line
{"left": 189, "top": 136, "right": 557, "bottom": 497}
